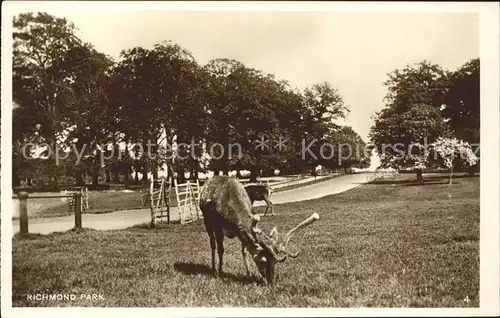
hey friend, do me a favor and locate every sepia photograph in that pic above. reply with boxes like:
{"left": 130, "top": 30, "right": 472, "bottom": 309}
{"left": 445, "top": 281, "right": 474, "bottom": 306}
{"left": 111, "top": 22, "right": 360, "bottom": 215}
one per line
{"left": 1, "top": 1, "right": 499, "bottom": 316}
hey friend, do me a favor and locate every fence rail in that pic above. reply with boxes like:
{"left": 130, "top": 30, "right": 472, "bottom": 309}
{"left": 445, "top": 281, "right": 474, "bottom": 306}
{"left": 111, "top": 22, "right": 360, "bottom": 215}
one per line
{"left": 12, "top": 191, "right": 83, "bottom": 236}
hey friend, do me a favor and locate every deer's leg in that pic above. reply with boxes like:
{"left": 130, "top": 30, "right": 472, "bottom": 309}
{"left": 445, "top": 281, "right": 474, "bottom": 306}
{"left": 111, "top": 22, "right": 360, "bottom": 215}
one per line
{"left": 241, "top": 244, "right": 250, "bottom": 277}
{"left": 265, "top": 198, "right": 275, "bottom": 215}
{"left": 207, "top": 230, "right": 217, "bottom": 276}
{"left": 215, "top": 228, "right": 225, "bottom": 278}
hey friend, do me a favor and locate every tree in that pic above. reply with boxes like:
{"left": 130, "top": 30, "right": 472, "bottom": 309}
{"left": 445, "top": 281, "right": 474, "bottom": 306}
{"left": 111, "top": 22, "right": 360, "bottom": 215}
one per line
{"left": 371, "top": 103, "right": 450, "bottom": 182}
{"left": 61, "top": 44, "right": 115, "bottom": 185}
{"left": 430, "top": 137, "right": 478, "bottom": 184}
{"left": 383, "top": 60, "right": 450, "bottom": 112}
{"left": 108, "top": 41, "right": 206, "bottom": 183}
{"left": 13, "top": 12, "right": 86, "bottom": 186}
{"left": 297, "top": 82, "right": 350, "bottom": 174}
{"left": 203, "top": 59, "right": 288, "bottom": 181}
{"left": 325, "top": 126, "right": 372, "bottom": 172}
{"left": 442, "top": 58, "right": 480, "bottom": 175}
{"left": 370, "top": 61, "right": 451, "bottom": 182}
{"left": 13, "top": 12, "right": 83, "bottom": 142}
{"left": 442, "top": 58, "right": 479, "bottom": 142}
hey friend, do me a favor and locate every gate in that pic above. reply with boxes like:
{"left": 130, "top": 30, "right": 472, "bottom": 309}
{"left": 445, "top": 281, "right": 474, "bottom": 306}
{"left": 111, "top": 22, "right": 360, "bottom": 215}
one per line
{"left": 148, "top": 178, "right": 171, "bottom": 226}
{"left": 174, "top": 179, "right": 202, "bottom": 224}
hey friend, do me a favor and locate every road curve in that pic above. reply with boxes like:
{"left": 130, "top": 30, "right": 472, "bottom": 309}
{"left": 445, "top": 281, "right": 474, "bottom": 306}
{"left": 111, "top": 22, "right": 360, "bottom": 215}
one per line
{"left": 12, "top": 173, "right": 372, "bottom": 236}
{"left": 255, "top": 172, "right": 370, "bottom": 206}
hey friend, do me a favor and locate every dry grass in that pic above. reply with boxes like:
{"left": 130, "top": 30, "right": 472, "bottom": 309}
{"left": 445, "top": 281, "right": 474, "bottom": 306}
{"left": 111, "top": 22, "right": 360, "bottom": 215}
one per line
{"left": 12, "top": 173, "right": 479, "bottom": 307}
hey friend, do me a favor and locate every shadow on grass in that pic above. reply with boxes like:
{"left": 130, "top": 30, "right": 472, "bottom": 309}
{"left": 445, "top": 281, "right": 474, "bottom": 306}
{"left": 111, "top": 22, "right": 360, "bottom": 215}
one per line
{"left": 173, "top": 261, "right": 260, "bottom": 286}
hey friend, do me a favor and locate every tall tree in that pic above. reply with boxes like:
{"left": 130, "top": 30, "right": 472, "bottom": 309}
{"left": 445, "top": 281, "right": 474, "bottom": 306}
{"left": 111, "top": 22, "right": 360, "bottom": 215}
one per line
{"left": 383, "top": 60, "right": 450, "bottom": 112}
{"left": 442, "top": 58, "right": 480, "bottom": 175}
{"left": 323, "top": 126, "right": 372, "bottom": 172}
{"left": 442, "top": 58, "right": 479, "bottom": 142}
{"left": 13, "top": 12, "right": 84, "bottom": 186}
{"left": 108, "top": 41, "right": 206, "bottom": 183}
{"left": 369, "top": 61, "right": 451, "bottom": 182}
{"left": 299, "top": 82, "right": 350, "bottom": 174}
{"left": 60, "top": 44, "right": 115, "bottom": 185}
{"left": 203, "top": 59, "right": 245, "bottom": 176}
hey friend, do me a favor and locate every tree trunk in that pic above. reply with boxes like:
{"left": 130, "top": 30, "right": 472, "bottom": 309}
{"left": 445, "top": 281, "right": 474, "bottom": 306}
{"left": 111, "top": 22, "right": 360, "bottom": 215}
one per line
{"left": 52, "top": 175, "right": 59, "bottom": 189}
{"left": 113, "top": 171, "right": 120, "bottom": 183}
{"left": 190, "top": 168, "right": 197, "bottom": 181}
{"left": 105, "top": 168, "right": 112, "bottom": 183}
{"left": 75, "top": 171, "right": 85, "bottom": 186}
{"left": 467, "top": 165, "right": 476, "bottom": 177}
{"left": 12, "top": 172, "right": 21, "bottom": 188}
{"left": 141, "top": 162, "right": 148, "bottom": 181}
{"left": 416, "top": 169, "right": 423, "bottom": 183}
{"left": 249, "top": 166, "right": 259, "bottom": 183}
{"left": 448, "top": 166, "right": 453, "bottom": 185}
{"left": 91, "top": 157, "right": 100, "bottom": 186}
{"left": 135, "top": 169, "right": 139, "bottom": 181}
{"left": 92, "top": 169, "right": 99, "bottom": 186}
{"left": 311, "top": 166, "right": 317, "bottom": 178}
{"left": 178, "top": 167, "right": 186, "bottom": 183}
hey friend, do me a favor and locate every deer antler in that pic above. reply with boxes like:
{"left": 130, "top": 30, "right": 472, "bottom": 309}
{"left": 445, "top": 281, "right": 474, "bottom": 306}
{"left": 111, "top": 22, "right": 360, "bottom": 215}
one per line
{"left": 272, "top": 213, "right": 320, "bottom": 257}
{"left": 251, "top": 213, "right": 320, "bottom": 263}
{"left": 273, "top": 213, "right": 319, "bottom": 258}
{"left": 251, "top": 214, "right": 261, "bottom": 232}
{"left": 285, "top": 213, "right": 320, "bottom": 245}
{"left": 251, "top": 215, "right": 287, "bottom": 262}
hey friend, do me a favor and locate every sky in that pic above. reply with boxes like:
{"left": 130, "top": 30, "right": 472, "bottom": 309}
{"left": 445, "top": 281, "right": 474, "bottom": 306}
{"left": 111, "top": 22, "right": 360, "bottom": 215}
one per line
{"left": 6, "top": 3, "right": 480, "bottom": 170}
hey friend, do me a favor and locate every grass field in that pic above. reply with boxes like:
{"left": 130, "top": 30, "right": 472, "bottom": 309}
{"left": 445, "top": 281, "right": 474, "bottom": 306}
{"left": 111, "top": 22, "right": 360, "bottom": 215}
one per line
{"left": 12, "top": 173, "right": 479, "bottom": 307}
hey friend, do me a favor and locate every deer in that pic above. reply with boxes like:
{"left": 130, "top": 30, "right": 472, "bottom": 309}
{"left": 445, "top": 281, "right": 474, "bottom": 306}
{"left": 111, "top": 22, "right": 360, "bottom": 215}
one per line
{"left": 244, "top": 183, "right": 275, "bottom": 216}
{"left": 199, "top": 175, "right": 320, "bottom": 286}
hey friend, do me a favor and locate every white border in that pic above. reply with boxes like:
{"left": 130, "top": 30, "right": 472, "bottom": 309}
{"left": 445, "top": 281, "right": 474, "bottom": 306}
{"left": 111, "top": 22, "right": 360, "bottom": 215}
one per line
{"left": 1, "top": 1, "right": 499, "bottom": 317}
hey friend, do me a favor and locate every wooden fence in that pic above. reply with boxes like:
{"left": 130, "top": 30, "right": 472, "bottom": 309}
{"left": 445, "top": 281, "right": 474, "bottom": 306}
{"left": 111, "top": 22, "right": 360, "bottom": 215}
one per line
{"left": 174, "top": 179, "right": 202, "bottom": 224}
{"left": 13, "top": 191, "right": 83, "bottom": 236}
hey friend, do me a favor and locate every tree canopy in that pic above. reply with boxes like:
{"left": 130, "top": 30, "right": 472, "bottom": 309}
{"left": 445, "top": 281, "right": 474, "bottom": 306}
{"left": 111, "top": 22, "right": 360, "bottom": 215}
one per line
{"left": 12, "top": 12, "right": 374, "bottom": 188}
{"left": 369, "top": 58, "right": 480, "bottom": 182}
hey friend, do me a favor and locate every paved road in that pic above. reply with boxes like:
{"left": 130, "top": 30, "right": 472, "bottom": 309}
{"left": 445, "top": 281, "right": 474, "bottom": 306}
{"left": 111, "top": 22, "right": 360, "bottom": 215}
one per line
{"left": 254, "top": 172, "right": 369, "bottom": 206}
{"left": 12, "top": 173, "right": 371, "bottom": 235}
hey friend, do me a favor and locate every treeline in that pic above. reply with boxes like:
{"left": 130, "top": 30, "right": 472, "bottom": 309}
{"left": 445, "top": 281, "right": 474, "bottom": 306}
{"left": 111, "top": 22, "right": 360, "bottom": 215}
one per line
{"left": 12, "top": 12, "right": 371, "bottom": 188}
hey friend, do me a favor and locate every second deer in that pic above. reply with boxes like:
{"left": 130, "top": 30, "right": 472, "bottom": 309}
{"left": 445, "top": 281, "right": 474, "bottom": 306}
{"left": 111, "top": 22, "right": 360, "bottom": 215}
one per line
{"left": 244, "top": 183, "right": 275, "bottom": 216}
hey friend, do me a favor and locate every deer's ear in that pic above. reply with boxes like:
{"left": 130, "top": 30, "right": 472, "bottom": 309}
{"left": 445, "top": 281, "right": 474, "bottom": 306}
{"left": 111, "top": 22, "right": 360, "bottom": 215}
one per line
{"left": 269, "top": 226, "right": 278, "bottom": 240}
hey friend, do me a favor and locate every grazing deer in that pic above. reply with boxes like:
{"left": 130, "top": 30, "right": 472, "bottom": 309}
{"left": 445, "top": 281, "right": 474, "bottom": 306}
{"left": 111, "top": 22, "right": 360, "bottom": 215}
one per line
{"left": 199, "top": 175, "right": 319, "bottom": 286}
{"left": 244, "top": 184, "right": 275, "bottom": 216}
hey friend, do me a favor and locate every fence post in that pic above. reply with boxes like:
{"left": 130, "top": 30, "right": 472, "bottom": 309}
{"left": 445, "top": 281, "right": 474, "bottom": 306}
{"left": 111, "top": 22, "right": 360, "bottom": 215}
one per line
{"left": 18, "top": 191, "right": 29, "bottom": 236}
{"left": 74, "top": 192, "right": 82, "bottom": 229}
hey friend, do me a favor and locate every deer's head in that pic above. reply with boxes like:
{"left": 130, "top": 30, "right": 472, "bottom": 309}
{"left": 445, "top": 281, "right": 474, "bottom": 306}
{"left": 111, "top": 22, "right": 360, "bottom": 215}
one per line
{"left": 250, "top": 213, "right": 320, "bottom": 286}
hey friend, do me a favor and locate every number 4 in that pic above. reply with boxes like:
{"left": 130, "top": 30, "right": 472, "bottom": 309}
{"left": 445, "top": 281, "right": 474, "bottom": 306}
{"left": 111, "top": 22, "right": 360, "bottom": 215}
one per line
{"left": 464, "top": 296, "right": 470, "bottom": 303}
